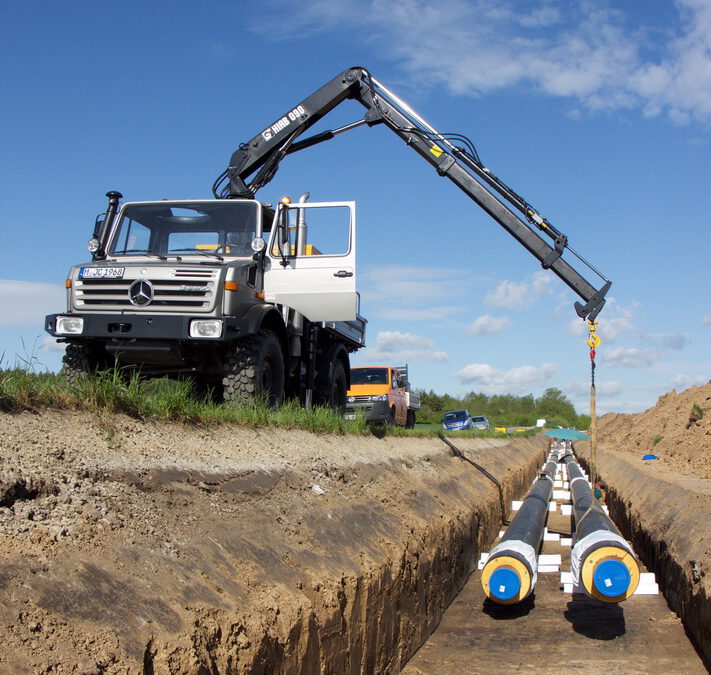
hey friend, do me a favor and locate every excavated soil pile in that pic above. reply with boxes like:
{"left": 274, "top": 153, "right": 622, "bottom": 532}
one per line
{"left": 577, "top": 380, "right": 711, "bottom": 667}
{"left": 0, "top": 409, "right": 545, "bottom": 673}
{"left": 593, "top": 380, "right": 711, "bottom": 478}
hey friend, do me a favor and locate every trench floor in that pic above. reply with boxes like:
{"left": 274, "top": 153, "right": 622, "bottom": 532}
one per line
{"left": 403, "top": 477, "right": 707, "bottom": 674}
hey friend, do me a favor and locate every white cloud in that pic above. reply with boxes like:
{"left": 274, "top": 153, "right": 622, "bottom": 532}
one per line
{"left": 454, "top": 361, "right": 556, "bottom": 393}
{"left": 600, "top": 317, "right": 634, "bottom": 340}
{"left": 567, "top": 378, "right": 622, "bottom": 397}
{"left": 41, "top": 336, "right": 66, "bottom": 353}
{"left": 703, "top": 314, "right": 711, "bottom": 326}
{"left": 0, "top": 280, "right": 66, "bottom": 327}
{"left": 568, "top": 298, "right": 635, "bottom": 340}
{"left": 485, "top": 271, "right": 553, "bottom": 310}
{"left": 360, "top": 330, "right": 448, "bottom": 362}
{"left": 605, "top": 346, "right": 660, "bottom": 368}
{"left": 374, "top": 306, "right": 465, "bottom": 322}
{"left": 359, "top": 265, "right": 482, "bottom": 322}
{"left": 667, "top": 373, "right": 709, "bottom": 391}
{"left": 467, "top": 314, "right": 510, "bottom": 336}
{"left": 652, "top": 333, "right": 687, "bottom": 350}
{"left": 260, "top": 0, "right": 711, "bottom": 124}
{"left": 567, "top": 318, "right": 588, "bottom": 336}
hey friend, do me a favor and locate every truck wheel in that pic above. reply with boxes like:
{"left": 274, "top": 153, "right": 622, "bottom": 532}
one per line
{"left": 387, "top": 406, "right": 397, "bottom": 426}
{"left": 406, "top": 410, "right": 416, "bottom": 429}
{"left": 222, "top": 330, "right": 285, "bottom": 407}
{"left": 60, "top": 343, "right": 103, "bottom": 386}
{"left": 315, "top": 358, "right": 347, "bottom": 412}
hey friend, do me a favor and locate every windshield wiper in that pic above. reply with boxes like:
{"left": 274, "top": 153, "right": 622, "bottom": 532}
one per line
{"left": 169, "top": 248, "right": 224, "bottom": 261}
{"left": 116, "top": 250, "right": 168, "bottom": 260}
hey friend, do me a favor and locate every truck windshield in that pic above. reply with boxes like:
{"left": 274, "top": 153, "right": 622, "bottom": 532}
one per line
{"left": 109, "top": 201, "right": 266, "bottom": 257}
{"left": 350, "top": 368, "right": 389, "bottom": 385}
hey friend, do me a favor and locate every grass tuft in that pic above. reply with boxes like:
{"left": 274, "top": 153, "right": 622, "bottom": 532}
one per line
{"left": 0, "top": 366, "right": 543, "bottom": 439}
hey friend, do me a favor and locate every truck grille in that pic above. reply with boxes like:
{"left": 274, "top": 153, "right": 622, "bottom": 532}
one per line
{"left": 74, "top": 269, "right": 219, "bottom": 312}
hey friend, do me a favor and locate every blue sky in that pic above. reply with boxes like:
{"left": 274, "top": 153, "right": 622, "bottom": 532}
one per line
{"left": 1, "top": 0, "right": 709, "bottom": 414}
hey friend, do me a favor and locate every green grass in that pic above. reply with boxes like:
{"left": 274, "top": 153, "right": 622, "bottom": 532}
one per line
{"left": 0, "top": 366, "right": 541, "bottom": 439}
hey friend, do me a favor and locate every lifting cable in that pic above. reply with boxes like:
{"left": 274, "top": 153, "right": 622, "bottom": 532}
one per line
{"left": 586, "top": 320, "right": 601, "bottom": 489}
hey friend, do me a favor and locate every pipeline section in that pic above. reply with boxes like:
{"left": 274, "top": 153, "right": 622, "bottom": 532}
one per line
{"left": 481, "top": 452, "right": 558, "bottom": 604}
{"left": 564, "top": 451, "right": 640, "bottom": 602}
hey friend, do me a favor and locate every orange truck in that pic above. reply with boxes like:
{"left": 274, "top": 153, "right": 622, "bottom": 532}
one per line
{"left": 344, "top": 365, "right": 420, "bottom": 428}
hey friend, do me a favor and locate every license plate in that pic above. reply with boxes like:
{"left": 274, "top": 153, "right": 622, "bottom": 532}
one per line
{"left": 344, "top": 414, "right": 356, "bottom": 420}
{"left": 79, "top": 267, "right": 125, "bottom": 279}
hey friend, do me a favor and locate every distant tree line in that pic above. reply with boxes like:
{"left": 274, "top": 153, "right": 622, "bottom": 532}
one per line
{"left": 416, "top": 387, "right": 591, "bottom": 429}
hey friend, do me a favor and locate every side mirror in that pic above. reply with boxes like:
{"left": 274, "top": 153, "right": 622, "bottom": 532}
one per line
{"left": 93, "top": 212, "right": 107, "bottom": 237}
{"left": 278, "top": 208, "right": 290, "bottom": 245}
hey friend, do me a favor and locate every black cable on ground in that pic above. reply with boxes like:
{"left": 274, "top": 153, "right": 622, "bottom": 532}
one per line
{"left": 439, "top": 434, "right": 509, "bottom": 526}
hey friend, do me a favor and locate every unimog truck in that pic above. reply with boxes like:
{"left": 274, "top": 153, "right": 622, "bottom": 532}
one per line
{"left": 45, "top": 192, "right": 366, "bottom": 407}
{"left": 47, "top": 66, "right": 612, "bottom": 408}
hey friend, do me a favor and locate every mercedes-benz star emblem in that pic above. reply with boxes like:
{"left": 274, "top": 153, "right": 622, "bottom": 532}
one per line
{"left": 128, "top": 279, "right": 154, "bottom": 306}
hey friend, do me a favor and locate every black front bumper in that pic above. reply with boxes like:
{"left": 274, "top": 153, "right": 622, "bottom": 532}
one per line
{"left": 344, "top": 399, "right": 391, "bottom": 423}
{"left": 45, "top": 313, "right": 249, "bottom": 341}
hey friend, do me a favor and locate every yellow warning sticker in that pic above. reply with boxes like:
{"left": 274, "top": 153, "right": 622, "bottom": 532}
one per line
{"left": 430, "top": 144, "right": 443, "bottom": 157}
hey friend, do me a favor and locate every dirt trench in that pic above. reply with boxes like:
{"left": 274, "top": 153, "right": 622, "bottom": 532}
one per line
{"left": 576, "top": 445, "right": 711, "bottom": 669}
{"left": 0, "top": 410, "right": 546, "bottom": 673}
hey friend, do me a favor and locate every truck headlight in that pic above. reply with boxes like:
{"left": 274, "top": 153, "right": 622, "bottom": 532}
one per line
{"left": 55, "top": 316, "right": 84, "bottom": 335}
{"left": 189, "top": 319, "right": 223, "bottom": 338}
{"left": 347, "top": 396, "right": 355, "bottom": 403}
{"left": 370, "top": 394, "right": 388, "bottom": 401}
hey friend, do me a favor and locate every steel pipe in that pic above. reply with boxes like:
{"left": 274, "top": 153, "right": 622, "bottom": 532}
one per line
{"left": 564, "top": 452, "right": 640, "bottom": 602}
{"left": 481, "top": 453, "right": 558, "bottom": 604}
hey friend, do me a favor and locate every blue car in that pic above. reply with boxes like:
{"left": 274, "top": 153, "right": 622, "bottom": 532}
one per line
{"left": 442, "top": 409, "right": 475, "bottom": 431}
{"left": 442, "top": 410, "right": 491, "bottom": 431}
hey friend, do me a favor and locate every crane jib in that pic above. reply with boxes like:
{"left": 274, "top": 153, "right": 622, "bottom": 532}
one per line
{"left": 218, "top": 67, "right": 611, "bottom": 320}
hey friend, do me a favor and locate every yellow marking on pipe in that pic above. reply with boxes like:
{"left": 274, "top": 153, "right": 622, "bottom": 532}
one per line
{"left": 581, "top": 545, "right": 640, "bottom": 603}
{"left": 481, "top": 555, "right": 531, "bottom": 605}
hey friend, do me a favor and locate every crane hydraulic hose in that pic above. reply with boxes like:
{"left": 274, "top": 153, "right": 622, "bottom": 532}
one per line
{"left": 481, "top": 453, "right": 558, "bottom": 604}
{"left": 564, "top": 452, "right": 640, "bottom": 602}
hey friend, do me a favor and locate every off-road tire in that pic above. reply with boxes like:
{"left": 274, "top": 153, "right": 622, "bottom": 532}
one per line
{"left": 60, "top": 343, "right": 103, "bottom": 387}
{"left": 314, "top": 346, "right": 348, "bottom": 411}
{"left": 406, "top": 409, "right": 416, "bottom": 429}
{"left": 316, "top": 358, "right": 347, "bottom": 412}
{"left": 222, "top": 330, "right": 285, "bottom": 407}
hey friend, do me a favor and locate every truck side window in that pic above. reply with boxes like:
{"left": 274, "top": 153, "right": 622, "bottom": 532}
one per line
{"left": 295, "top": 205, "right": 350, "bottom": 256}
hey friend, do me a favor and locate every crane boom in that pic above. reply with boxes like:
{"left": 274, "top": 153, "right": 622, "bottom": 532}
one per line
{"left": 215, "top": 67, "right": 610, "bottom": 321}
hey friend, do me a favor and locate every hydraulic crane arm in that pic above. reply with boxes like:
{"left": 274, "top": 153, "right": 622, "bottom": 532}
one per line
{"left": 214, "top": 67, "right": 611, "bottom": 321}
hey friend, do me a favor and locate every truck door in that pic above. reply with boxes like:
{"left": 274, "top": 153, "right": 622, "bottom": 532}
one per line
{"left": 263, "top": 201, "right": 356, "bottom": 321}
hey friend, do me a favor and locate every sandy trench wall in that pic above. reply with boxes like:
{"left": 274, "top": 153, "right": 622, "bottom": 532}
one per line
{"left": 576, "top": 445, "right": 711, "bottom": 669}
{"left": 0, "top": 411, "right": 547, "bottom": 673}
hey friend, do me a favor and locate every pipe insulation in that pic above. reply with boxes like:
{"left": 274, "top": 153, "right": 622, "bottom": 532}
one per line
{"left": 481, "top": 453, "right": 558, "bottom": 604}
{"left": 564, "top": 452, "right": 640, "bottom": 602}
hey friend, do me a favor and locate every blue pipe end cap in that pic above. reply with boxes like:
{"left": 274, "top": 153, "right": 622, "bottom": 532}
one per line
{"left": 489, "top": 567, "right": 521, "bottom": 601}
{"left": 593, "top": 560, "right": 631, "bottom": 598}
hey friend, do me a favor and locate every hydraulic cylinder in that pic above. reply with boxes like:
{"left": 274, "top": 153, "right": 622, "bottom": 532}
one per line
{"left": 481, "top": 454, "right": 557, "bottom": 604}
{"left": 564, "top": 452, "right": 640, "bottom": 602}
